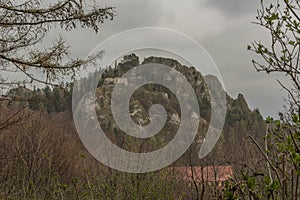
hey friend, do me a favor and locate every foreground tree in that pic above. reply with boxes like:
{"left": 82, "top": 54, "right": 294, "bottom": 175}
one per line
{"left": 0, "top": 0, "right": 114, "bottom": 131}
{"left": 224, "top": 0, "right": 300, "bottom": 199}
{"left": 248, "top": 0, "right": 299, "bottom": 117}
{"left": 0, "top": 0, "right": 115, "bottom": 97}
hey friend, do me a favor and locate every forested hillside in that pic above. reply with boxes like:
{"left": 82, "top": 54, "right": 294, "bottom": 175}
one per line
{"left": 0, "top": 54, "right": 268, "bottom": 199}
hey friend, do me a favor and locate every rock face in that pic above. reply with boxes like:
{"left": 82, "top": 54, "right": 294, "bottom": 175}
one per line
{"left": 95, "top": 54, "right": 266, "bottom": 167}
{"left": 7, "top": 54, "right": 265, "bottom": 168}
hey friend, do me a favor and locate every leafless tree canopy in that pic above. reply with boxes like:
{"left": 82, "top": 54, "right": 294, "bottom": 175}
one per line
{"left": 0, "top": 0, "right": 114, "bottom": 92}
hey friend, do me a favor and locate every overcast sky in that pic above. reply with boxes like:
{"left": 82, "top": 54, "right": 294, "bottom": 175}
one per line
{"left": 50, "top": 0, "right": 291, "bottom": 118}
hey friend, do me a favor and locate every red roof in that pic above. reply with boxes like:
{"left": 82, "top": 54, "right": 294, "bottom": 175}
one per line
{"left": 173, "top": 166, "right": 233, "bottom": 183}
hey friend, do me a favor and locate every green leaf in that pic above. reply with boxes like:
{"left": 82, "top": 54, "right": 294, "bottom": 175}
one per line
{"left": 292, "top": 114, "right": 299, "bottom": 124}
{"left": 266, "top": 116, "right": 273, "bottom": 123}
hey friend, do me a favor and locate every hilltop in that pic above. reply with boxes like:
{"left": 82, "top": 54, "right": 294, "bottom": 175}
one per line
{"left": 4, "top": 54, "right": 266, "bottom": 168}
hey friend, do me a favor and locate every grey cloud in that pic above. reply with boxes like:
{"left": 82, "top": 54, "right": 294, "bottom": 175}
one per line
{"left": 101, "top": 0, "right": 164, "bottom": 32}
{"left": 198, "top": 16, "right": 283, "bottom": 117}
{"left": 44, "top": 0, "right": 165, "bottom": 59}
{"left": 201, "top": 0, "right": 260, "bottom": 17}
